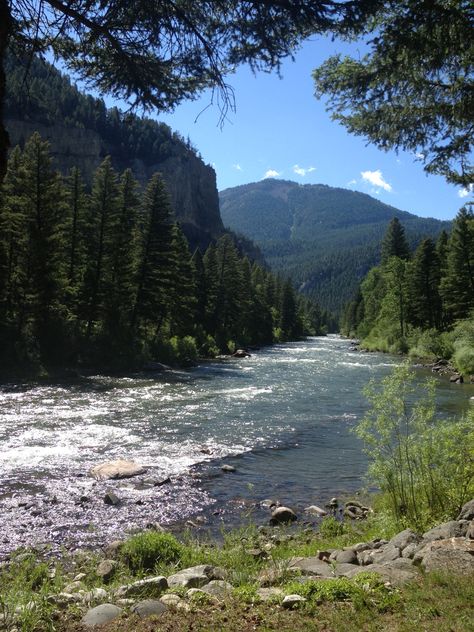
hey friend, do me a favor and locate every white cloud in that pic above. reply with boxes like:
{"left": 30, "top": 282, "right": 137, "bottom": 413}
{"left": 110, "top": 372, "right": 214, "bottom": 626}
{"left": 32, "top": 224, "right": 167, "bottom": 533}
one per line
{"left": 233, "top": 163, "right": 242, "bottom": 172}
{"left": 347, "top": 179, "right": 357, "bottom": 186}
{"left": 414, "top": 152, "right": 425, "bottom": 160}
{"left": 361, "top": 169, "right": 392, "bottom": 193}
{"left": 263, "top": 169, "right": 281, "bottom": 179}
{"left": 458, "top": 184, "right": 473, "bottom": 198}
{"left": 293, "top": 164, "right": 316, "bottom": 177}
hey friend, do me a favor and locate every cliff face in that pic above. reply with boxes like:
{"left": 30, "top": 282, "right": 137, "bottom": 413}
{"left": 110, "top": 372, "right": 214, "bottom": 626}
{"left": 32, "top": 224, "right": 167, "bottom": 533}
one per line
{"left": 5, "top": 57, "right": 224, "bottom": 251}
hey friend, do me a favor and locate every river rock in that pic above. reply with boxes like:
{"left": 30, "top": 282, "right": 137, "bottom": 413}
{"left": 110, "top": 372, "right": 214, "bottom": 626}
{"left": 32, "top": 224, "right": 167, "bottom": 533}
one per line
{"left": 343, "top": 563, "right": 417, "bottom": 586}
{"left": 304, "top": 505, "right": 327, "bottom": 517}
{"left": 96, "top": 559, "right": 117, "bottom": 582}
{"left": 417, "top": 538, "right": 474, "bottom": 575}
{"left": 131, "top": 599, "right": 168, "bottom": 618}
{"left": 89, "top": 459, "right": 147, "bottom": 481}
{"left": 287, "top": 557, "right": 334, "bottom": 578}
{"left": 221, "top": 464, "right": 236, "bottom": 473}
{"left": 422, "top": 520, "right": 468, "bottom": 541}
{"left": 64, "top": 580, "right": 85, "bottom": 593}
{"left": 200, "top": 580, "right": 234, "bottom": 599}
{"left": 388, "top": 528, "right": 421, "bottom": 551}
{"left": 466, "top": 521, "right": 474, "bottom": 539}
{"left": 114, "top": 576, "right": 168, "bottom": 598}
{"left": 282, "top": 594, "right": 306, "bottom": 608}
{"left": 232, "top": 349, "right": 251, "bottom": 358}
{"left": 103, "top": 491, "right": 121, "bottom": 506}
{"left": 270, "top": 506, "right": 297, "bottom": 525}
{"left": 329, "top": 548, "right": 358, "bottom": 565}
{"left": 81, "top": 604, "right": 123, "bottom": 627}
{"left": 82, "top": 588, "right": 108, "bottom": 603}
{"left": 457, "top": 498, "right": 474, "bottom": 521}
{"left": 167, "top": 564, "right": 222, "bottom": 589}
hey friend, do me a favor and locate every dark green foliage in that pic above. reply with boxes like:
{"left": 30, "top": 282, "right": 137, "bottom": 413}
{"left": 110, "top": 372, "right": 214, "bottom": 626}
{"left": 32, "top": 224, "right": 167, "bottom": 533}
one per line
{"left": 381, "top": 218, "right": 410, "bottom": 264}
{"left": 219, "top": 179, "right": 449, "bottom": 315}
{"left": 121, "top": 531, "right": 183, "bottom": 574}
{"left": 0, "top": 133, "right": 324, "bottom": 374}
{"left": 343, "top": 213, "right": 474, "bottom": 374}
{"left": 313, "top": 1, "right": 473, "bottom": 186}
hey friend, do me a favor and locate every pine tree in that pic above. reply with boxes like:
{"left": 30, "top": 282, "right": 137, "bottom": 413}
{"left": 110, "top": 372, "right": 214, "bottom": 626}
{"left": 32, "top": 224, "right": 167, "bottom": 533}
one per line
{"left": 132, "top": 173, "right": 175, "bottom": 338}
{"left": 191, "top": 248, "right": 207, "bottom": 326}
{"left": 279, "top": 279, "right": 298, "bottom": 340}
{"left": 381, "top": 218, "right": 410, "bottom": 264}
{"left": 169, "top": 225, "right": 196, "bottom": 336}
{"left": 440, "top": 207, "right": 474, "bottom": 322}
{"left": 407, "top": 238, "right": 442, "bottom": 329}
{"left": 81, "top": 156, "right": 119, "bottom": 339}
{"left": 65, "top": 167, "right": 88, "bottom": 291}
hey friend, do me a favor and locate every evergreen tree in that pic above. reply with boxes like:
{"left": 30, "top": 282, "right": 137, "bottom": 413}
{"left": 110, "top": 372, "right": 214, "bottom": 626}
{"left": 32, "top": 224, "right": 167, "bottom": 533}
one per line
{"left": 380, "top": 257, "right": 408, "bottom": 339}
{"left": 81, "top": 156, "right": 120, "bottom": 339}
{"left": 191, "top": 248, "right": 207, "bottom": 326}
{"left": 279, "top": 279, "right": 298, "bottom": 340}
{"left": 381, "top": 218, "right": 410, "bottom": 264}
{"left": 65, "top": 167, "right": 88, "bottom": 308}
{"left": 169, "top": 225, "right": 196, "bottom": 336}
{"left": 407, "top": 238, "right": 442, "bottom": 329}
{"left": 440, "top": 207, "right": 474, "bottom": 322}
{"left": 132, "top": 173, "right": 175, "bottom": 337}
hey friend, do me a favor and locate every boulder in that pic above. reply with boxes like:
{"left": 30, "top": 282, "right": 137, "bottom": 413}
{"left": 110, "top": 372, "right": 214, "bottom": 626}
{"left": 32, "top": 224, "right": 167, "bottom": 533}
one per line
{"left": 104, "top": 491, "right": 121, "bottom": 506}
{"left": 329, "top": 549, "right": 358, "bottom": 565}
{"left": 270, "top": 506, "right": 297, "bottom": 525}
{"left": 450, "top": 373, "right": 464, "bottom": 383}
{"left": 257, "top": 587, "right": 284, "bottom": 602}
{"left": 89, "top": 459, "right": 146, "bottom": 481}
{"left": 96, "top": 559, "right": 117, "bottom": 582}
{"left": 388, "top": 529, "right": 421, "bottom": 551}
{"left": 457, "top": 499, "right": 474, "bottom": 521}
{"left": 200, "top": 580, "right": 234, "bottom": 599}
{"left": 131, "top": 599, "right": 168, "bottom": 618}
{"left": 287, "top": 557, "right": 334, "bottom": 578}
{"left": 167, "top": 564, "right": 222, "bottom": 589}
{"left": 343, "top": 563, "right": 418, "bottom": 586}
{"left": 114, "top": 576, "right": 168, "bottom": 598}
{"left": 467, "top": 521, "right": 474, "bottom": 539}
{"left": 282, "top": 594, "right": 306, "bottom": 609}
{"left": 422, "top": 520, "right": 468, "bottom": 541}
{"left": 232, "top": 349, "right": 251, "bottom": 358}
{"left": 416, "top": 538, "right": 474, "bottom": 575}
{"left": 221, "top": 464, "right": 236, "bottom": 473}
{"left": 81, "top": 604, "right": 123, "bottom": 627}
{"left": 82, "top": 588, "right": 108, "bottom": 603}
{"left": 304, "top": 505, "right": 328, "bottom": 517}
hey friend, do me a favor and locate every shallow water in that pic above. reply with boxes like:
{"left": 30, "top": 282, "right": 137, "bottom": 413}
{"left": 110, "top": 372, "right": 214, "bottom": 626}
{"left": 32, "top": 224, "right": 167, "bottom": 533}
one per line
{"left": 0, "top": 336, "right": 472, "bottom": 556}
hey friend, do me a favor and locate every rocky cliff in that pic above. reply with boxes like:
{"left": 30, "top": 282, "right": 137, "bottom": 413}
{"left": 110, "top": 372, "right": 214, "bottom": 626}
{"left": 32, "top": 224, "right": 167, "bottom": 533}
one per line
{"left": 5, "top": 55, "right": 224, "bottom": 251}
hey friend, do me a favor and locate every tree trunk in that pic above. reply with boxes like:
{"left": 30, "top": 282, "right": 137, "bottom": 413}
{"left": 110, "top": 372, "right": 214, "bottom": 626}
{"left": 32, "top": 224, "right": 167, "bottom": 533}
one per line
{"left": 0, "top": 0, "right": 11, "bottom": 183}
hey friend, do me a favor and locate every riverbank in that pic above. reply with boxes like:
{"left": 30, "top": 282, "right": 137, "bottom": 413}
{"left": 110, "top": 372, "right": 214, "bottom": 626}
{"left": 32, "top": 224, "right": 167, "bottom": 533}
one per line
{"left": 1, "top": 498, "right": 473, "bottom": 631}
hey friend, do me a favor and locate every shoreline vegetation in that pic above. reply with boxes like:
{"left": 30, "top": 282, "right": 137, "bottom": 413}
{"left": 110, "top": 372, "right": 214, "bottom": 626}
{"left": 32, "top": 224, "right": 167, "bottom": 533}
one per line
{"left": 1, "top": 364, "right": 473, "bottom": 630}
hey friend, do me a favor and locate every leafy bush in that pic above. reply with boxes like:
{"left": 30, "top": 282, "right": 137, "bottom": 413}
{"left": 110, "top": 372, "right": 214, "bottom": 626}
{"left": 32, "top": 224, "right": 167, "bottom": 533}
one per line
{"left": 452, "top": 317, "right": 474, "bottom": 375}
{"left": 356, "top": 364, "right": 474, "bottom": 530}
{"left": 121, "top": 531, "right": 183, "bottom": 573}
{"left": 408, "top": 328, "right": 454, "bottom": 361}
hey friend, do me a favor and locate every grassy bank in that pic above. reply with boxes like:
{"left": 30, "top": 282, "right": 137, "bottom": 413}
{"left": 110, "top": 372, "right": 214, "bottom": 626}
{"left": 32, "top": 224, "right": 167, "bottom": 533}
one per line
{"left": 1, "top": 514, "right": 473, "bottom": 631}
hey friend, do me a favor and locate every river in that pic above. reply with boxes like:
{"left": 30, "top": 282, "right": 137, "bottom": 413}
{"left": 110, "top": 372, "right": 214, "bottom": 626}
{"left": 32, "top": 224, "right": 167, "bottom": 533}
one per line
{"left": 0, "top": 336, "right": 472, "bottom": 557}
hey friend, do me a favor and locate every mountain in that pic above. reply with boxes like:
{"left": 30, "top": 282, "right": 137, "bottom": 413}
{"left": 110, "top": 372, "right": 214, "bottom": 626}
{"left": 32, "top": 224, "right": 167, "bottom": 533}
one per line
{"left": 5, "top": 54, "right": 224, "bottom": 251}
{"left": 219, "top": 179, "right": 451, "bottom": 314}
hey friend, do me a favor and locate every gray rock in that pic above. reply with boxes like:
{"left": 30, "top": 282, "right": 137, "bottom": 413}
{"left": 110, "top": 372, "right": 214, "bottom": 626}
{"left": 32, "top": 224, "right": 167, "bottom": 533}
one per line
{"left": 270, "top": 506, "right": 297, "bottom": 525}
{"left": 131, "top": 599, "right": 168, "bottom": 618}
{"left": 167, "top": 564, "right": 218, "bottom": 589}
{"left": 221, "top": 464, "right": 236, "bottom": 473}
{"left": 104, "top": 491, "right": 120, "bottom": 506}
{"left": 81, "top": 604, "right": 123, "bottom": 627}
{"left": 160, "top": 594, "right": 184, "bottom": 608}
{"left": 82, "top": 588, "right": 108, "bottom": 603}
{"left": 200, "top": 580, "right": 234, "bottom": 599}
{"left": 282, "top": 594, "right": 306, "bottom": 608}
{"left": 343, "top": 563, "right": 418, "bottom": 586}
{"left": 64, "top": 581, "right": 85, "bottom": 593}
{"left": 351, "top": 542, "right": 373, "bottom": 553}
{"left": 418, "top": 538, "right": 474, "bottom": 575}
{"left": 287, "top": 557, "right": 334, "bottom": 578}
{"left": 96, "top": 559, "right": 117, "bottom": 582}
{"left": 422, "top": 520, "right": 468, "bottom": 541}
{"left": 389, "top": 529, "right": 421, "bottom": 551}
{"left": 330, "top": 549, "right": 358, "bottom": 565}
{"left": 357, "top": 550, "right": 374, "bottom": 566}
{"left": 304, "top": 505, "right": 328, "bottom": 517}
{"left": 402, "top": 543, "right": 420, "bottom": 559}
{"left": 89, "top": 459, "right": 146, "bottom": 480}
{"left": 467, "top": 521, "right": 474, "bottom": 539}
{"left": 358, "top": 543, "right": 401, "bottom": 566}
{"left": 457, "top": 499, "right": 474, "bottom": 521}
{"left": 104, "top": 540, "right": 123, "bottom": 558}
{"left": 114, "top": 576, "right": 168, "bottom": 598}
{"left": 333, "top": 563, "right": 362, "bottom": 577}
{"left": 257, "top": 587, "right": 284, "bottom": 602}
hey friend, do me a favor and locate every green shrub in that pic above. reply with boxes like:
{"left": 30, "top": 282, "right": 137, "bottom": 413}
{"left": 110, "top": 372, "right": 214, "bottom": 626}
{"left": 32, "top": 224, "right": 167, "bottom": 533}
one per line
{"left": 408, "top": 328, "right": 453, "bottom": 361}
{"left": 452, "top": 317, "right": 474, "bottom": 375}
{"left": 121, "top": 531, "right": 183, "bottom": 573}
{"left": 356, "top": 363, "right": 474, "bottom": 530}
{"left": 318, "top": 516, "right": 345, "bottom": 538}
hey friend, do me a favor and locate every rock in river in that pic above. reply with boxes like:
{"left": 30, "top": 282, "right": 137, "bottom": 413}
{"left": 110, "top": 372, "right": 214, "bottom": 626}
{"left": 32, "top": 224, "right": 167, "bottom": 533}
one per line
{"left": 89, "top": 459, "right": 147, "bottom": 481}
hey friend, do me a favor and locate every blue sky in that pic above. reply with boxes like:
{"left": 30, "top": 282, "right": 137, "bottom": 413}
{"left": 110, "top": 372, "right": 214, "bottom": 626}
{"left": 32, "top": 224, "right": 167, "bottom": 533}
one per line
{"left": 152, "top": 36, "right": 470, "bottom": 222}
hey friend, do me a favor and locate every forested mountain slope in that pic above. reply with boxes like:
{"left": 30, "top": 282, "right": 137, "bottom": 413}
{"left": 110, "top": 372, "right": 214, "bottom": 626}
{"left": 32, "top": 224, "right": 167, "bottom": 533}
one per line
{"left": 219, "top": 180, "right": 450, "bottom": 314}
{"left": 5, "top": 55, "right": 224, "bottom": 251}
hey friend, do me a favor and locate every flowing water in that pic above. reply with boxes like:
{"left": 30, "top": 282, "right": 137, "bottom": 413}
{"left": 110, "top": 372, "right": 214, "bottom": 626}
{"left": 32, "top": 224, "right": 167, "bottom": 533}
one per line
{"left": 0, "top": 336, "right": 472, "bottom": 557}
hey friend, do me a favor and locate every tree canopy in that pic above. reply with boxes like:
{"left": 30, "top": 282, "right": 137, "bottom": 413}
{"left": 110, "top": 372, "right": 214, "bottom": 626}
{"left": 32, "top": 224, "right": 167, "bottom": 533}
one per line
{"left": 0, "top": 0, "right": 380, "bottom": 181}
{"left": 313, "top": 0, "right": 473, "bottom": 187}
